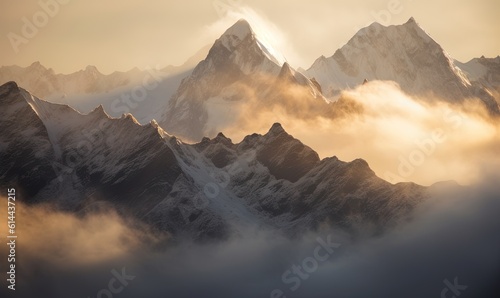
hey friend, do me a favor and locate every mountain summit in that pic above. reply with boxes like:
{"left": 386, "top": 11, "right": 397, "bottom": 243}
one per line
{"left": 220, "top": 19, "right": 286, "bottom": 66}
{"left": 159, "top": 19, "right": 323, "bottom": 141}
{"left": 221, "top": 19, "right": 253, "bottom": 40}
{"left": 306, "top": 17, "right": 499, "bottom": 112}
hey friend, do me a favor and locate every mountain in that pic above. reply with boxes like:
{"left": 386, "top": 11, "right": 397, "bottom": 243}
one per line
{"left": 0, "top": 61, "right": 143, "bottom": 99}
{"left": 4, "top": 18, "right": 498, "bottom": 145}
{"left": 455, "top": 56, "right": 500, "bottom": 103}
{"left": 0, "top": 82, "right": 427, "bottom": 240}
{"left": 306, "top": 17, "right": 500, "bottom": 113}
{"left": 159, "top": 19, "right": 325, "bottom": 141}
{"left": 0, "top": 81, "right": 56, "bottom": 197}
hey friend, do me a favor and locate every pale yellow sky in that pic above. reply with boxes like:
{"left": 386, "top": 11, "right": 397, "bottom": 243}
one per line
{"left": 1, "top": 0, "right": 499, "bottom": 74}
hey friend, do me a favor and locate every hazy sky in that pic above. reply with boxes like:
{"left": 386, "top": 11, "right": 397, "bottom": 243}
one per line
{"left": 1, "top": 0, "right": 499, "bottom": 74}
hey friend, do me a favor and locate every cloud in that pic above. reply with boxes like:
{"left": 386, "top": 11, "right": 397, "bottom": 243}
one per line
{"left": 0, "top": 202, "right": 164, "bottom": 266}
{"left": 297, "top": 173, "right": 500, "bottom": 298}
{"left": 1, "top": 173, "right": 499, "bottom": 298}
{"left": 211, "top": 80, "right": 500, "bottom": 185}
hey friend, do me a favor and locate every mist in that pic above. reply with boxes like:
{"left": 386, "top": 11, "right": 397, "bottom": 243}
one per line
{"left": 1, "top": 172, "right": 499, "bottom": 298}
{"left": 212, "top": 80, "right": 500, "bottom": 185}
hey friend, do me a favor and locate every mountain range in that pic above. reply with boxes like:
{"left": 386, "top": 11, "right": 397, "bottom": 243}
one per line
{"left": 0, "top": 81, "right": 427, "bottom": 240}
{"left": 1, "top": 18, "right": 499, "bottom": 142}
{"left": 1, "top": 17, "right": 499, "bottom": 241}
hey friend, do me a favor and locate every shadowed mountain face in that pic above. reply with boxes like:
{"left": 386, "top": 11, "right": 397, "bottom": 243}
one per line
{"left": 0, "top": 82, "right": 183, "bottom": 215}
{"left": 0, "top": 82, "right": 56, "bottom": 197}
{"left": 0, "top": 81, "right": 428, "bottom": 241}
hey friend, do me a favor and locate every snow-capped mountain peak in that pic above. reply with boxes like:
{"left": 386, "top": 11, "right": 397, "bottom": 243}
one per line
{"left": 159, "top": 19, "right": 325, "bottom": 141}
{"left": 218, "top": 19, "right": 286, "bottom": 68}
{"left": 220, "top": 19, "right": 254, "bottom": 48}
{"left": 306, "top": 18, "right": 499, "bottom": 113}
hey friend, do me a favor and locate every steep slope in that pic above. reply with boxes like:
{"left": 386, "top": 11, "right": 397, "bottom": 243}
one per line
{"left": 306, "top": 17, "right": 499, "bottom": 113}
{"left": 159, "top": 19, "right": 324, "bottom": 141}
{"left": 0, "top": 82, "right": 56, "bottom": 198}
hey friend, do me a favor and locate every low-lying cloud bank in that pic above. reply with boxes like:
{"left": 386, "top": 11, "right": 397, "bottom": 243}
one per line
{"left": 215, "top": 80, "right": 500, "bottom": 185}
{"left": 1, "top": 173, "right": 499, "bottom": 298}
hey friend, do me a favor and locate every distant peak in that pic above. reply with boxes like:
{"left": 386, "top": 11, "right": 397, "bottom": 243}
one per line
{"left": 90, "top": 104, "right": 109, "bottom": 118}
{"left": 94, "top": 104, "right": 105, "bottom": 112}
{"left": 0, "top": 81, "right": 20, "bottom": 95}
{"left": 215, "top": 18, "right": 287, "bottom": 66}
{"left": 217, "top": 19, "right": 256, "bottom": 53}
{"left": 29, "top": 61, "right": 46, "bottom": 70}
{"left": 236, "top": 18, "right": 250, "bottom": 27}
{"left": 215, "top": 132, "right": 232, "bottom": 142}
{"left": 402, "top": 17, "right": 430, "bottom": 35}
{"left": 222, "top": 19, "right": 254, "bottom": 40}
{"left": 406, "top": 16, "right": 416, "bottom": 24}
{"left": 216, "top": 132, "right": 228, "bottom": 139}
{"left": 121, "top": 113, "right": 140, "bottom": 125}
{"left": 212, "top": 132, "right": 233, "bottom": 147}
{"left": 349, "top": 16, "right": 431, "bottom": 46}
{"left": 268, "top": 122, "right": 286, "bottom": 135}
{"left": 85, "top": 65, "right": 100, "bottom": 74}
